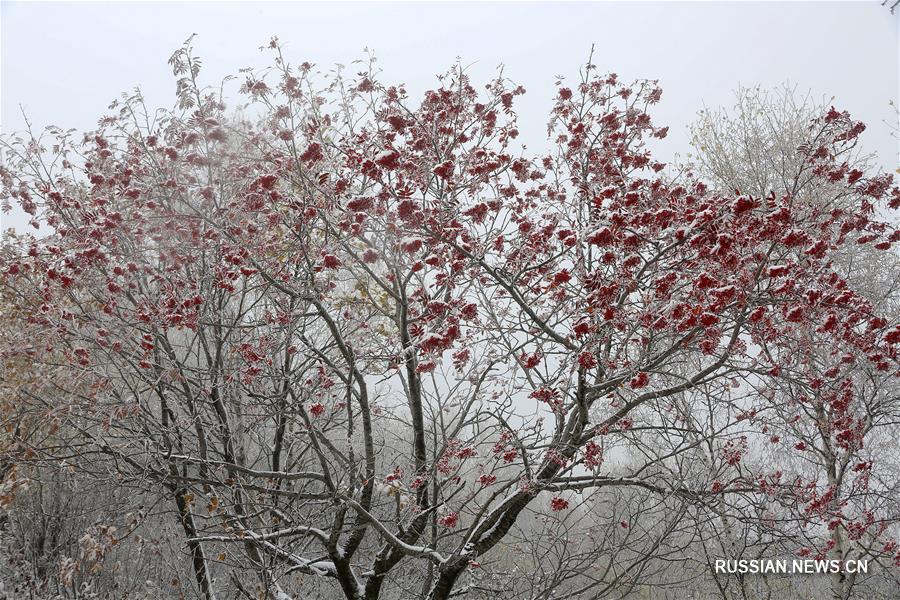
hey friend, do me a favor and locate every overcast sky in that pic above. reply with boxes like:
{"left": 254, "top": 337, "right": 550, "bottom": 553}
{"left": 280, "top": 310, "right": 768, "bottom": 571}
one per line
{"left": 2, "top": 1, "right": 898, "bottom": 232}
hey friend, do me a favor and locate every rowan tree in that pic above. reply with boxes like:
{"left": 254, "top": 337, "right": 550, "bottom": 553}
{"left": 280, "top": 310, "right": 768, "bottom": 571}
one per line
{"left": 1, "top": 39, "right": 898, "bottom": 600}
{"left": 690, "top": 86, "right": 900, "bottom": 600}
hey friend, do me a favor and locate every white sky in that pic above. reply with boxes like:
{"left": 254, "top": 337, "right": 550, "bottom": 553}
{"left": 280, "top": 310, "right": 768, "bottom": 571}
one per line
{"left": 2, "top": 1, "right": 898, "bottom": 232}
